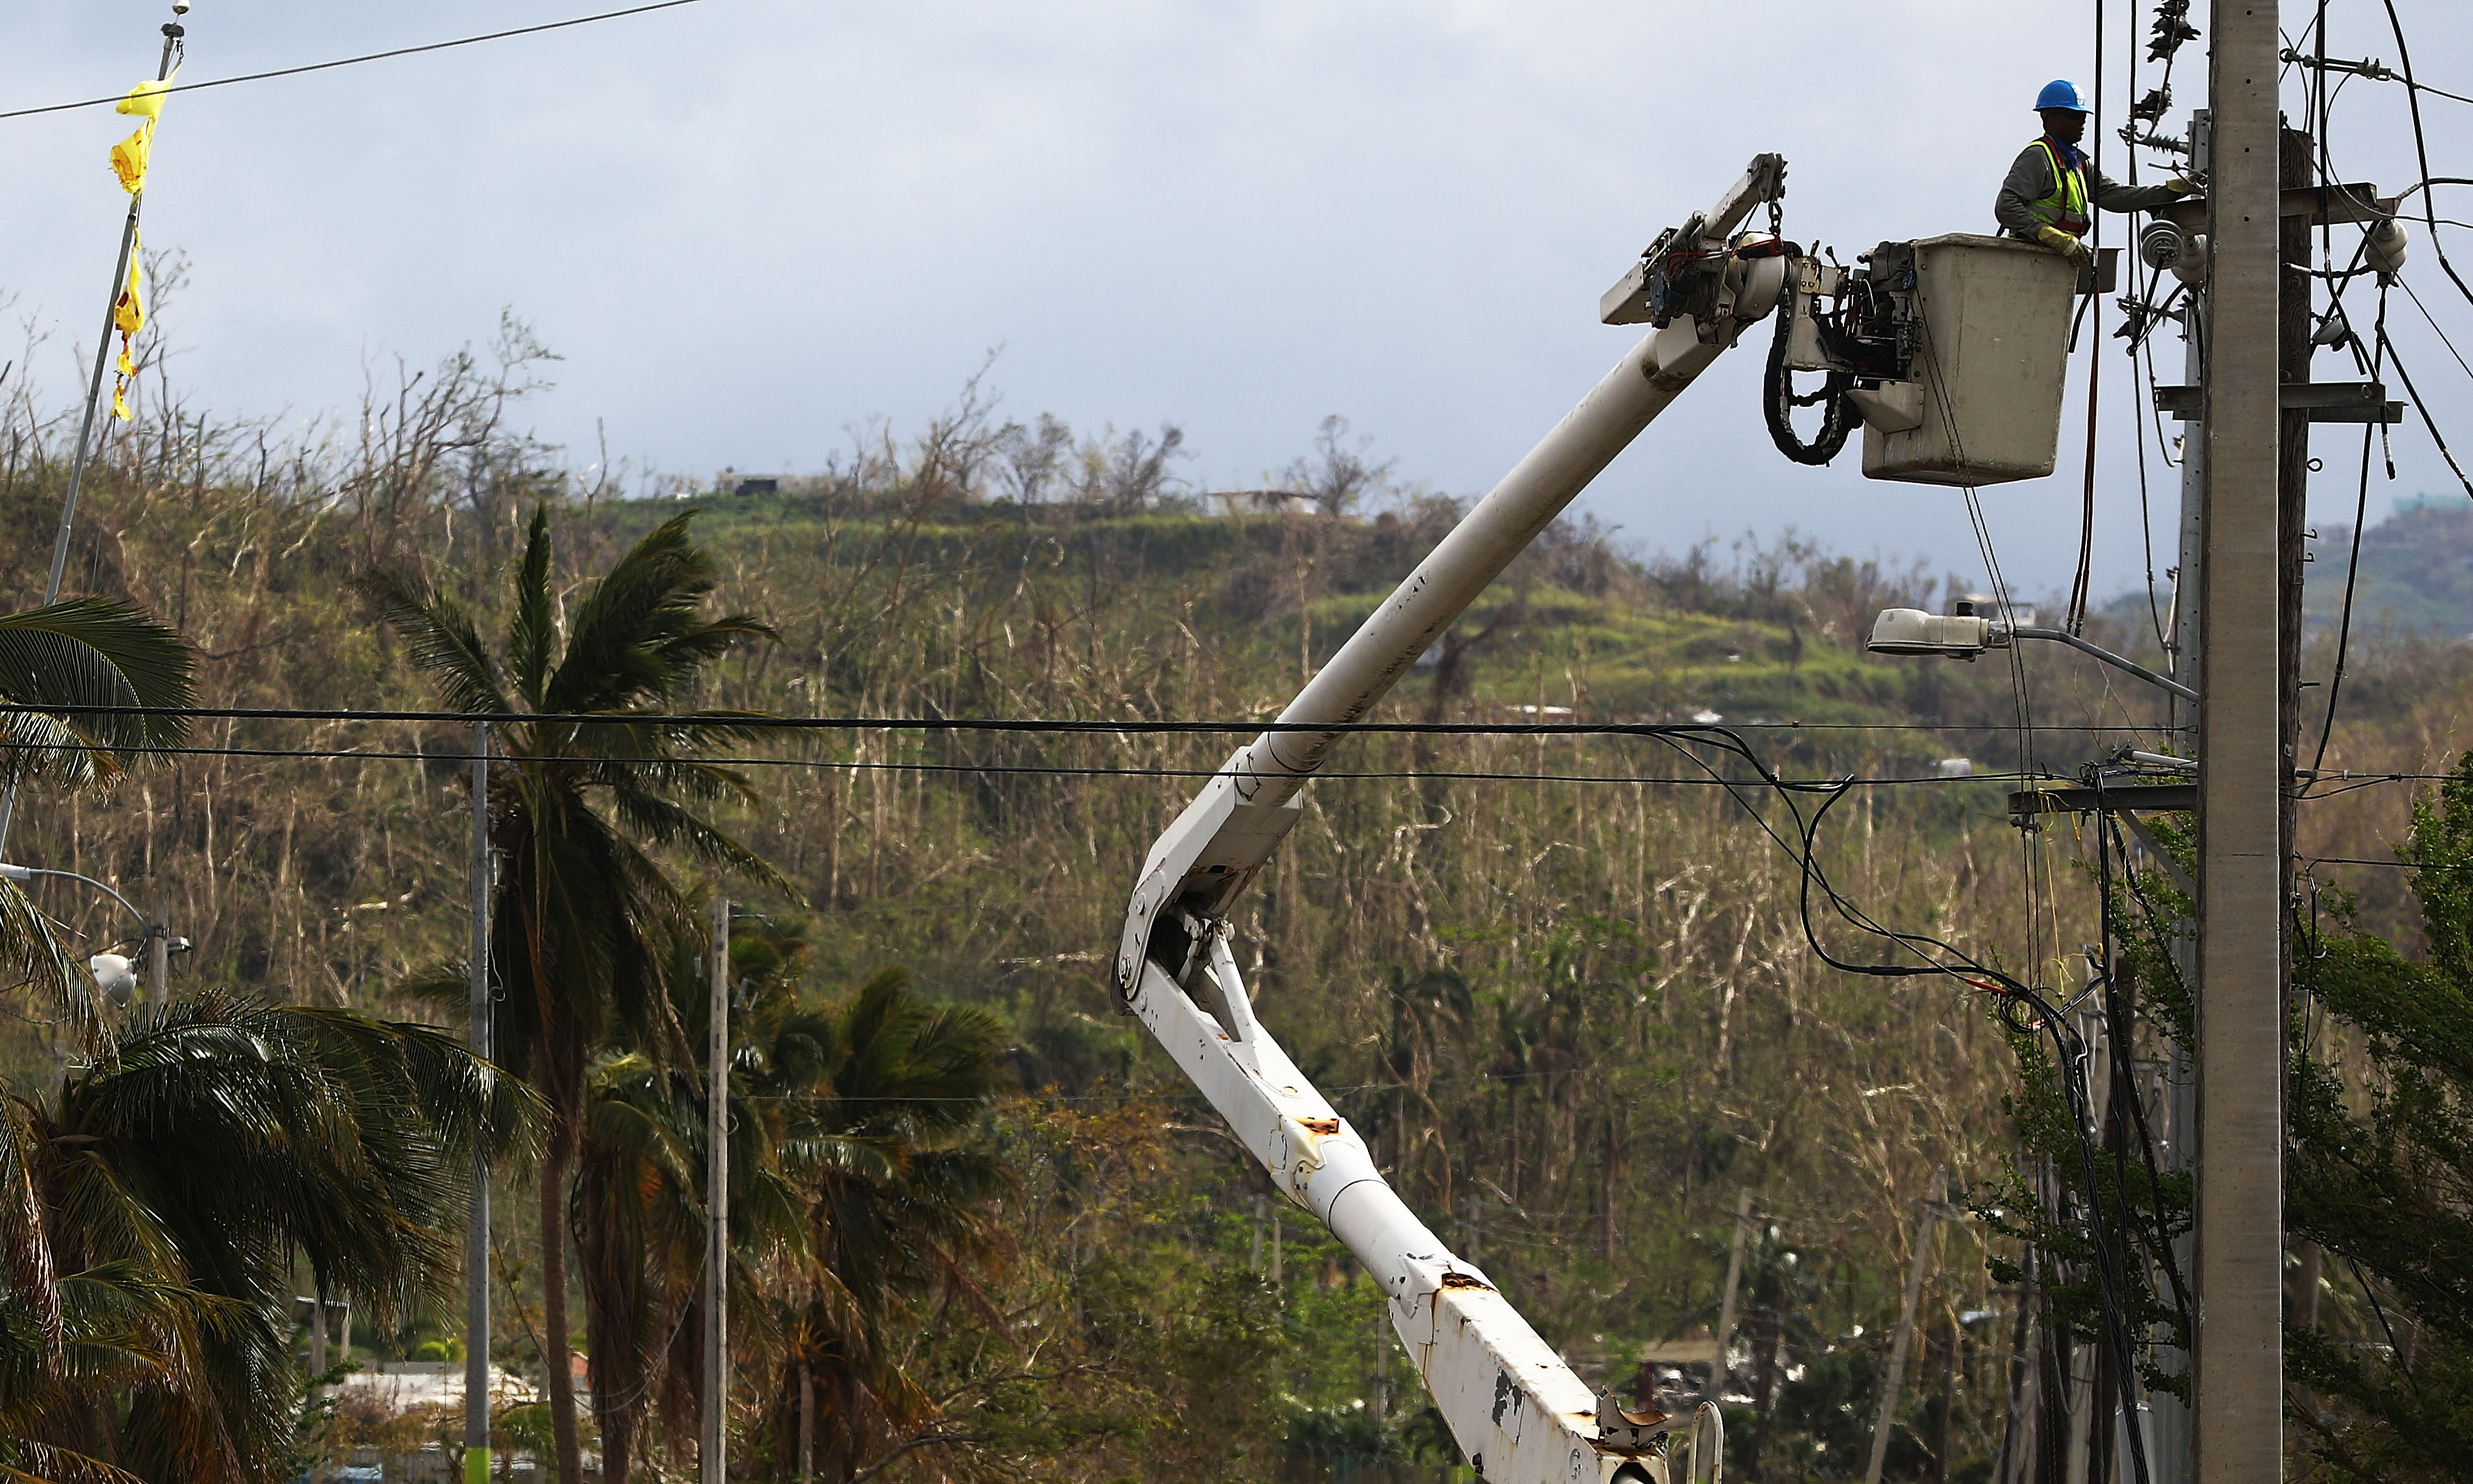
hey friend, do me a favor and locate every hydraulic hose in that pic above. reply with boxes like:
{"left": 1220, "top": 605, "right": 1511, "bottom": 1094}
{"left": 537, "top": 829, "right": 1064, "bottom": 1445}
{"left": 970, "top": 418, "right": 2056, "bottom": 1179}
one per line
{"left": 1763, "top": 292, "right": 1856, "bottom": 465}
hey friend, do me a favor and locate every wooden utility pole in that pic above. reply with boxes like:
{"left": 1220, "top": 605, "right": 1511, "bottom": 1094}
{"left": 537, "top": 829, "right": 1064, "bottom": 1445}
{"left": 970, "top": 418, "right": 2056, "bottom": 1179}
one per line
{"left": 2278, "top": 124, "right": 2314, "bottom": 941}
{"left": 703, "top": 895, "right": 731, "bottom": 1484}
{"left": 464, "top": 722, "right": 492, "bottom": 1484}
{"left": 1865, "top": 1169, "right": 1946, "bottom": 1484}
{"left": 2196, "top": 1, "right": 2286, "bottom": 1478}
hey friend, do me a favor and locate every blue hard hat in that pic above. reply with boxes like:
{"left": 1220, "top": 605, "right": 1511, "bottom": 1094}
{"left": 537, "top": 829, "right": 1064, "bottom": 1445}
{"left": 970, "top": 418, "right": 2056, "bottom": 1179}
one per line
{"left": 2036, "top": 79, "right": 2091, "bottom": 113}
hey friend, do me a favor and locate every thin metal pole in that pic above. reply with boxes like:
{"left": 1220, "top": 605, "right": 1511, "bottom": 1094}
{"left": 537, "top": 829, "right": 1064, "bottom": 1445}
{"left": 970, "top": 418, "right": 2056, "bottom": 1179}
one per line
{"left": 1865, "top": 1169, "right": 1946, "bottom": 1484}
{"left": 0, "top": 20, "right": 182, "bottom": 861}
{"left": 2196, "top": 0, "right": 2286, "bottom": 1476}
{"left": 703, "top": 894, "right": 730, "bottom": 1484}
{"left": 1711, "top": 1188, "right": 1753, "bottom": 1400}
{"left": 146, "top": 902, "right": 167, "bottom": 1009}
{"left": 464, "top": 722, "right": 492, "bottom": 1484}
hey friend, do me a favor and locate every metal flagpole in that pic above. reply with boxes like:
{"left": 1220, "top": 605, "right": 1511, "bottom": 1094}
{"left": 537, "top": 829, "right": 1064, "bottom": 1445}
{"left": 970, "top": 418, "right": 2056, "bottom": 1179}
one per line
{"left": 0, "top": 12, "right": 185, "bottom": 859}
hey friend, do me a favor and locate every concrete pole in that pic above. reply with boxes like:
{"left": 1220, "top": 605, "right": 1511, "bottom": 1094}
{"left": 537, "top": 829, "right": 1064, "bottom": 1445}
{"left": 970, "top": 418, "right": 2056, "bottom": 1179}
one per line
{"left": 1712, "top": 1189, "right": 1754, "bottom": 1399}
{"left": 2196, "top": 2, "right": 2286, "bottom": 1478}
{"left": 147, "top": 904, "right": 168, "bottom": 1010}
{"left": 703, "top": 895, "right": 731, "bottom": 1484}
{"left": 1865, "top": 1169, "right": 1946, "bottom": 1484}
{"left": 464, "top": 722, "right": 492, "bottom": 1484}
{"left": 797, "top": 1363, "right": 814, "bottom": 1484}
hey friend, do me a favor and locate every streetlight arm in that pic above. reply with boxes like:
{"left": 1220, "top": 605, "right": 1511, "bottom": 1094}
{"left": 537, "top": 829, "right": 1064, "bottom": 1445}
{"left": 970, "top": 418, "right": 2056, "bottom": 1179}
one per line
{"left": 2006, "top": 626, "right": 2200, "bottom": 703}
{"left": 0, "top": 863, "right": 150, "bottom": 932}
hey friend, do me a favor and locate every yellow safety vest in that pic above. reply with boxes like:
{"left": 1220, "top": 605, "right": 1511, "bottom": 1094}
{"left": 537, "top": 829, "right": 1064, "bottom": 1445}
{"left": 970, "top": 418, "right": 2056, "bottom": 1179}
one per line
{"left": 2029, "top": 139, "right": 2091, "bottom": 237}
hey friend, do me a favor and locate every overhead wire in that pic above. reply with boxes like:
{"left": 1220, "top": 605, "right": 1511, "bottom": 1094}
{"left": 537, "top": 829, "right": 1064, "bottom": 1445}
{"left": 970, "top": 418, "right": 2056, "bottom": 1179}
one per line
{"left": 0, "top": 0, "right": 722, "bottom": 123}
{"left": 2378, "top": 0, "right": 2473, "bottom": 317}
{"left": 0, "top": 701, "right": 2180, "bottom": 736}
{"left": 2304, "top": 286, "right": 2386, "bottom": 793}
{"left": 0, "top": 733, "right": 2064, "bottom": 790}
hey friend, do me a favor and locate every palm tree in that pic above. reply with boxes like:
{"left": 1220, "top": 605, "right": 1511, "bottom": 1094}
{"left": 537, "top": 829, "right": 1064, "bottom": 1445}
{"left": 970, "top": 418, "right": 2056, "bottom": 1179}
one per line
{"left": 575, "top": 906, "right": 812, "bottom": 1484}
{"left": 758, "top": 962, "right": 1011, "bottom": 1483}
{"left": 359, "top": 506, "right": 785, "bottom": 1484}
{"left": 0, "top": 597, "right": 192, "bottom": 1036}
{"left": 566, "top": 904, "right": 1010, "bottom": 1483}
{"left": 1, "top": 993, "right": 528, "bottom": 1483}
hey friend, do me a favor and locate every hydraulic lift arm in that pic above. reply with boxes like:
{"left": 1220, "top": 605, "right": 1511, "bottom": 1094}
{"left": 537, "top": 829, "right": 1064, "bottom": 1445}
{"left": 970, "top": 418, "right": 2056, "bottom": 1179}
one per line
{"left": 1112, "top": 155, "right": 1789, "bottom": 1484}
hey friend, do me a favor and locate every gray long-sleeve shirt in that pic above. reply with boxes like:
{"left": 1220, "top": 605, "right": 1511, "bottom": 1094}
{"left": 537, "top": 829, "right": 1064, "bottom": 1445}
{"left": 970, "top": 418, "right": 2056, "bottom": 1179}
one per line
{"left": 1994, "top": 138, "right": 2185, "bottom": 238}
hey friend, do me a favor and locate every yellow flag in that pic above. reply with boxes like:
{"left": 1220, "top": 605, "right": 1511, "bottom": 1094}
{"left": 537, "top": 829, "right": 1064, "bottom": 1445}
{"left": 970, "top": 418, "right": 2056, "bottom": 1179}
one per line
{"left": 112, "top": 383, "right": 132, "bottom": 422}
{"left": 110, "top": 124, "right": 152, "bottom": 194}
{"left": 113, "top": 236, "right": 144, "bottom": 337}
{"left": 108, "top": 72, "right": 174, "bottom": 193}
{"left": 116, "top": 74, "right": 175, "bottom": 120}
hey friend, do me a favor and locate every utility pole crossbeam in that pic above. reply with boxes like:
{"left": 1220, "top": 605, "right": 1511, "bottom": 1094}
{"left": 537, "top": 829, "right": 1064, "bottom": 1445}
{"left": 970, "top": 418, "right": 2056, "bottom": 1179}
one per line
{"left": 2196, "top": 2, "right": 2287, "bottom": 1479}
{"left": 703, "top": 896, "right": 730, "bottom": 1484}
{"left": 465, "top": 723, "right": 492, "bottom": 1484}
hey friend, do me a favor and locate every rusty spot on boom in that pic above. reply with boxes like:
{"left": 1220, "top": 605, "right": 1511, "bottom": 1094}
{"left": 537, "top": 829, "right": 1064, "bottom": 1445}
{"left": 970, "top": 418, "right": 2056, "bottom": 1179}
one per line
{"left": 1299, "top": 1117, "right": 1340, "bottom": 1136}
{"left": 1439, "top": 1272, "right": 1492, "bottom": 1291}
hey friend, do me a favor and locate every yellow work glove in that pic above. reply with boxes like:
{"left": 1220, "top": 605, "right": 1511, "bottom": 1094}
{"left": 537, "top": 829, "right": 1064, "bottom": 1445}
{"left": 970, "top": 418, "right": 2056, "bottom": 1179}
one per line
{"left": 2036, "top": 223, "right": 2095, "bottom": 267}
{"left": 2164, "top": 176, "right": 2195, "bottom": 196}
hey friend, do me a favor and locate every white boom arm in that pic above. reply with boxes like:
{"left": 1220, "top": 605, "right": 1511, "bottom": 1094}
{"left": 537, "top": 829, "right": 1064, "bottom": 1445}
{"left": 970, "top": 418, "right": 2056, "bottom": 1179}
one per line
{"left": 1113, "top": 155, "right": 1788, "bottom": 1484}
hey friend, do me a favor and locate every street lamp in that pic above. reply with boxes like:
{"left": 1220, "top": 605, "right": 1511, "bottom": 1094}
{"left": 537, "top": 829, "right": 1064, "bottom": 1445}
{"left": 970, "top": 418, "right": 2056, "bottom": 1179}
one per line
{"left": 1867, "top": 607, "right": 2196, "bottom": 703}
{"left": 0, "top": 862, "right": 187, "bottom": 1007}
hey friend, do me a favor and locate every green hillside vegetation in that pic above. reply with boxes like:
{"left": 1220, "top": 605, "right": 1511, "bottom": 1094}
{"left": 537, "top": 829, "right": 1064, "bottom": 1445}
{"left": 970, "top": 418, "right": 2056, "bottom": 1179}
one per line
{"left": 5, "top": 335, "right": 2470, "bottom": 1481}
{"left": 2305, "top": 496, "right": 2473, "bottom": 640}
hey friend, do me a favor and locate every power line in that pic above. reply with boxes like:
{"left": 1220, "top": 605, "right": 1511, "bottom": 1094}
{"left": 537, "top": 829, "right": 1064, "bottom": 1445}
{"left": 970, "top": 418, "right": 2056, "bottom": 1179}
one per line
{"left": 0, "top": 735, "right": 2062, "bottom": 790}
{"left": 0, "top": 702, "right": 2183, "bottom": 735}
{"left": 0, "top": 0, "right": 720, "bottom": 124}
{"left": 2308, "top": 855, "right": 2473, "bottom": 871}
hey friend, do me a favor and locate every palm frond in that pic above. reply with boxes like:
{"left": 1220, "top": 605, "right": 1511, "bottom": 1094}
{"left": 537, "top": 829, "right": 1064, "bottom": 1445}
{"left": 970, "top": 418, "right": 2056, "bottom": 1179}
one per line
{"left": 0, "top": 882, "right": 95, "bottom": 1049}
{"left": 508, "top": 505, "right": 558, "bottom": 709}
{"left": 0, "top": 599, "right": 194, "bottom": 775}
{"left": 606, "top": 786, "right": 794, "bottom": 897}
{"left": 0, "top": 1103, "right": 59, "bottom": 1354}
{"left": 351, "top": 569, "right": 508, "bottom": 717}
{"left": 0, "top": 709, "right": 114, "bottom": 793}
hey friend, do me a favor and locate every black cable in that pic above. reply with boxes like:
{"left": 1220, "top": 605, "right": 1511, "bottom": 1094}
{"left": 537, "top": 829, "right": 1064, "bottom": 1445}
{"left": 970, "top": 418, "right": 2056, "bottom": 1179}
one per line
{"left": 0, "top": 0, "right": 721, "bottom": 123}
{"left": 2100, "top": 816, "right": 2193, "bottom": 1318}
{"left": 2378, "top": 0, "right": 2473, "bottom": 317}
{"left": 2304, "top": 293, "right": 2384, "bottom": 791}
{"left": 2082, "top": 796, "right": 2156, "bottom": 1484}
{"left": 2398, "top": 277, "right": 2473, "bottom": 381}
{"left": 0, "top": 732, "right": 2058, "bottom": 790}
{"left": 0, "top": 701, "right": 2184, "bottom": 736}
{"left": 2376, "top": 319, "right": 2473, "bottom": 500}
{"left": 1762, "top": 296, "right": 1856, "bottom": 466}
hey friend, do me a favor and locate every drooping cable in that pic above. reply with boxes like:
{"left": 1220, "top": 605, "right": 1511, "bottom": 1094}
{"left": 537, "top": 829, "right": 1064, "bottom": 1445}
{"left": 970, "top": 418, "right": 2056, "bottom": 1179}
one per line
{"left": 2305, "top": 289, "right": 2386, "bottom": 792}
{"left": 1762, "top": 293, "right": 1857, "bottom": 466}
{"left": 2378, "top": 0, "right": 2473, "bottom": 318}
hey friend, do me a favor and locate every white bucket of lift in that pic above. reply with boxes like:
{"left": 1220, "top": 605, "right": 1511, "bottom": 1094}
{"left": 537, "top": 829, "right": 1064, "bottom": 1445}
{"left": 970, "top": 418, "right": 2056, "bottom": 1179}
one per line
{"left": 1861, "top": 233, "right": 2077, "bottom": 486}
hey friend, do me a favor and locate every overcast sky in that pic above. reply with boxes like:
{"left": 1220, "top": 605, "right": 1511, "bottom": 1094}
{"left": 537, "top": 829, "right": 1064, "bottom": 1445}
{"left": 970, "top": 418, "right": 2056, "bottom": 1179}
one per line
{"left": 4, "top": 1, "right": 2468, "bottom": 600}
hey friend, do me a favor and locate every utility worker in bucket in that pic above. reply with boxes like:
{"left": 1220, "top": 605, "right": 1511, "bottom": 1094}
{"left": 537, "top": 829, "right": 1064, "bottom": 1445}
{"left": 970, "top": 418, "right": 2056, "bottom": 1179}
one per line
{"left": 1996, "top": 80, "right": 2193, "bottom": 268}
